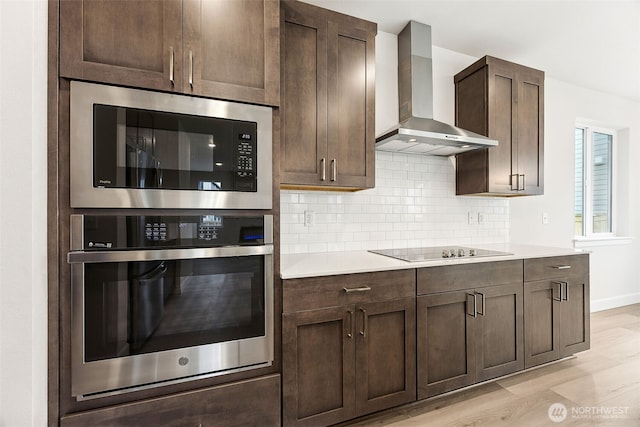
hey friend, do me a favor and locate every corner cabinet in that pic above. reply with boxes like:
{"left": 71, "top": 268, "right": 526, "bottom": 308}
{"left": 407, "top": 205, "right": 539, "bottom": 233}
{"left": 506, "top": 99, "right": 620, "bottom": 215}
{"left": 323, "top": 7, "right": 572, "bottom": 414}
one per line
{"left": 523, "top": 254, "right": 590, "bottom": 368}
{"left": 416, "top": 261, "right": 524, "bottom": 399}
{"left": 59, "top": 0, "right": 280, "bottom": 106}
{"left": 280, "top": 0, "right": 376, "bottom": 190}
{"left": 282, "top": 270, "right": 415, "bottom": 427}
{"left": 454, "top": 56, "right": 544, "bottom": 196}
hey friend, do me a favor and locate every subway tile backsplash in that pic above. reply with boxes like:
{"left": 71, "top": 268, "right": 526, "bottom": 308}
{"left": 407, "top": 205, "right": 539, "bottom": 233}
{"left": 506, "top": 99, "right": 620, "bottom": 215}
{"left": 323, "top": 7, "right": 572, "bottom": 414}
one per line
{"left": 281, "top": 151, "right": 509, "bottom": 254}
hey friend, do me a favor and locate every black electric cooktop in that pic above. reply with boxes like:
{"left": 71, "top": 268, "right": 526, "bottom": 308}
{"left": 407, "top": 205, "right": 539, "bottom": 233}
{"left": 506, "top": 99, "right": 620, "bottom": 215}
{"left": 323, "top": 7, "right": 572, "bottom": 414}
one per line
{"left": 368, "top": 246, "right": 512, "bottom": 262}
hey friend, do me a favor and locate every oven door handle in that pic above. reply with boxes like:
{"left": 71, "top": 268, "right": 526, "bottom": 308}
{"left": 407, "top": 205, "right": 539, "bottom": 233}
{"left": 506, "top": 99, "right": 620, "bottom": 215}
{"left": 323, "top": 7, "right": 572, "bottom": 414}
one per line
{"left": 67, "top": 244, "right": 273, "bottom": 264}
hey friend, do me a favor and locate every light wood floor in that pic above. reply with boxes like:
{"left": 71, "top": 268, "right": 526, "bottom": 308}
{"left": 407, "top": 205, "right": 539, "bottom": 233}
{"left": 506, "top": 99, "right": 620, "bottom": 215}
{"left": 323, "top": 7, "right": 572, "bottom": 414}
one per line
{"left": 345, "top": 304, "right": 640, "bottom": 426}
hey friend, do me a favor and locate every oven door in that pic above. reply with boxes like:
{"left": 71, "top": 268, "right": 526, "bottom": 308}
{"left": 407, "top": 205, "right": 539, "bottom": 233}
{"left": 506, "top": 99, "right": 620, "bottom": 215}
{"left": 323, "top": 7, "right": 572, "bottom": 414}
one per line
{"left": 68, "top": 245, "right": 273, "bottom": 399}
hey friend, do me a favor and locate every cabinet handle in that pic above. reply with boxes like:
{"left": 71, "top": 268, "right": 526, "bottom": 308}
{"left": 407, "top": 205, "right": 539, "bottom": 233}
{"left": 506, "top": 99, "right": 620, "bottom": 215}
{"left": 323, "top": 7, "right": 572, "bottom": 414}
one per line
{"left": 331, "top": 159, "right": 337, "bottom": 182}
{"left": 359, "top": 308, "right": 368, "bottom": 338}
{"left": 466, "top": 293, "right": 477, "bottom": 317}
{"left": 519, "top": 174, "right": 525, "bottom": 191}
{"left": 343, "top": 286, "right": 371, "bottom": 293}
{"left": 552, "top": 281, "right": 563, "bottom": 302}
{"left": 510, "top": 174, "right": 519, "bottom": 191}
{"left": 552, "top": 265, "right": 571, "bottom": 270}
{"left": 188, "top": 50, "right": 194, "bottom": 88}
{"left": 346, "top": 310, "right": 353, "bottom": 339}
{"left": 475, "top": 292, "right": 485, "bottom": 316}
{"left": 169, "top": 47, "right": 175, "bottom": 85}
{"left": 563, "top": 282, "right": 569, "bottom": 301}
{"left": 320, "top": 158, "right": 326, "bottom": 181}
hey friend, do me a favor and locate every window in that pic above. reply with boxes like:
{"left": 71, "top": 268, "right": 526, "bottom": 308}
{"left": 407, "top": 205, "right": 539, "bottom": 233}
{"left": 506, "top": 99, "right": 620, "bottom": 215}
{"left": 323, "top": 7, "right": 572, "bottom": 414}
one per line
{"left": 574, "top": 125, "right": 614, "bottom": 237}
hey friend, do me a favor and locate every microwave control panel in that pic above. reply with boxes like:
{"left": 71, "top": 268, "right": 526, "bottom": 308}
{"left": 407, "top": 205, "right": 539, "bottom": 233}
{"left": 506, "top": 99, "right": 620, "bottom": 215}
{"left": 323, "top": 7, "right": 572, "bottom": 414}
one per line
{"left": 235, "top": 132, "right": 257, "bottom": 191}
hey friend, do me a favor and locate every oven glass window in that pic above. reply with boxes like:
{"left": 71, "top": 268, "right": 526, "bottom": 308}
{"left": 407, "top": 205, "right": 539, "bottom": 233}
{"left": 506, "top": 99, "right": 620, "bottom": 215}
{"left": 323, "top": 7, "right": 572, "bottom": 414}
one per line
{"left": 93, "top": 105, "right": 257, "bottom": 192}
{"left": 83, "top": 256, "right": 265, "bottom": 362}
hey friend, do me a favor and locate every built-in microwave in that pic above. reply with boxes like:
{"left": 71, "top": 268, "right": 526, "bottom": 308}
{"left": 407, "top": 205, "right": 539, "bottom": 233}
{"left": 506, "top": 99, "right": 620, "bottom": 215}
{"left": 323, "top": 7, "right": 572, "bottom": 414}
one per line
{"left": 69, "top": 81, "right": 272, "bottom": 209}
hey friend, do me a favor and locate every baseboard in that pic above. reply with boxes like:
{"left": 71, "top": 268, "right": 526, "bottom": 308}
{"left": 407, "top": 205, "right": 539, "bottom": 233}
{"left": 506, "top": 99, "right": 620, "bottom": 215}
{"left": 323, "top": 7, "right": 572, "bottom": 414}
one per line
{"left": 591, "top": 293, "right": 640, "bottom": 312}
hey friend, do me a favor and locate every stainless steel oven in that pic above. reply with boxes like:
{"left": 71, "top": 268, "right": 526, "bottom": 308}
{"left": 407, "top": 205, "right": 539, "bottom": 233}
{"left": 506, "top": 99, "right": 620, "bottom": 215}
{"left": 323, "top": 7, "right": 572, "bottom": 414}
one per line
{"left": 68, "top": 214, "right": 273, "bottom": 399}
{"left": 70, "top": 81, "right": 272, "bottom": 209}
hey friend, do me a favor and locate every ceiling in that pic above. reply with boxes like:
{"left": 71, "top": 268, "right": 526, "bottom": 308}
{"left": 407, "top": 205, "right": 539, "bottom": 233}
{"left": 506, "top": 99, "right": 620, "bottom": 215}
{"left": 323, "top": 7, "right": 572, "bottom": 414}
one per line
{"left": 304, "top": 0, "right": 640, "bottom": 103}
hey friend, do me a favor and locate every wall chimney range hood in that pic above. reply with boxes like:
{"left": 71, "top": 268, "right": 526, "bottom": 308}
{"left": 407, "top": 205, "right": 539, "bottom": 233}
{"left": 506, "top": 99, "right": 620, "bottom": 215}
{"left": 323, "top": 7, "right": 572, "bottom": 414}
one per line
{"left": 375, "top": 21, "right": 498, "bottom": 156}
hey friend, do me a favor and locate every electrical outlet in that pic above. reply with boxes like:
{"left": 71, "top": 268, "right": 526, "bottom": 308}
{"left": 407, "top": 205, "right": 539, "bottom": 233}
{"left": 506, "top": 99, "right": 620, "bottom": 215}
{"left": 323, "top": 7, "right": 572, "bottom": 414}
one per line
{"left": 542, "top": 212, "right": 549, "bottom": 225}
{"left": 478, "top": 212, "right": 485, "bottom": 224}
{"left": 304, "top": 210, "right": 314, "bottom": 227}
{"left": 468, "top": 212, "right": 478, "bottom": 225}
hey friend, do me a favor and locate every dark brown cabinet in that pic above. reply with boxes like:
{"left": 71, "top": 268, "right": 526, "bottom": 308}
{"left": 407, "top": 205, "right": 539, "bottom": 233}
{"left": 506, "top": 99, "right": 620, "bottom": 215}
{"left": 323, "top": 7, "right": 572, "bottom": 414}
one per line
{"left": 282, "top": 271, "right": 415, "bottom": 426}
{"left": 454, "top": 56, "right": 544, "bottom": 196}
{"left": 523, "top": 254, "right": 590, "bottom": 368}
{"left": 60, "top": 0, "right": 280, "bottom": 106}
{"left": 280, "top": 0, "right": 376, "bottom": 190}
{"left": 59, "top": 375, "right": 281, "bottom": 426}
{"left": 416, "top": 261, "right": 524, "bottom": 399}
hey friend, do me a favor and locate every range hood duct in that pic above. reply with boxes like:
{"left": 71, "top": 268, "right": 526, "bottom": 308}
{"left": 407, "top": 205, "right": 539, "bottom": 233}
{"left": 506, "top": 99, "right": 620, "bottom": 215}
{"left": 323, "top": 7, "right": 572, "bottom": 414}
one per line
{"left": 375, "top": 21, "right": 498, "bottom": 156}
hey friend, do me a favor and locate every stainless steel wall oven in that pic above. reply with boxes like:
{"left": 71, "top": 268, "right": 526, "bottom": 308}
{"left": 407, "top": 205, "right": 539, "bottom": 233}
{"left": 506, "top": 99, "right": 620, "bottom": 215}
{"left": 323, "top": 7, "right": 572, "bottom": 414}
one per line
{"left": 70, "top": 81, "right": 272, "bottom": 209}
{"left": 68, "top": 214, "right": 274, "bottom": 399}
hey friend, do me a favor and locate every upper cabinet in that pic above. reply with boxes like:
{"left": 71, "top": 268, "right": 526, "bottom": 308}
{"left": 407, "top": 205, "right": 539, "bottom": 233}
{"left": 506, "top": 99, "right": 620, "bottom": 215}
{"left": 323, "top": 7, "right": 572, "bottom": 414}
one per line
{"left": 280, "top": 0, "right": 376, "bottom": 190}
{"left": 59, "top": 0, "right": 280, "bottom": 106}
{"left": 454, "top": 56, "right": 544, "bottom": 196}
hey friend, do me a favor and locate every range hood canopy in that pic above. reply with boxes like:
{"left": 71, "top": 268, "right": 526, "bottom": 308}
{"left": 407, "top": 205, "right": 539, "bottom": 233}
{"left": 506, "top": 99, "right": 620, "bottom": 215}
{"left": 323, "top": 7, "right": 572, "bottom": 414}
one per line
{"left": 375, "top": 21, "right": 498, "bottom": 156}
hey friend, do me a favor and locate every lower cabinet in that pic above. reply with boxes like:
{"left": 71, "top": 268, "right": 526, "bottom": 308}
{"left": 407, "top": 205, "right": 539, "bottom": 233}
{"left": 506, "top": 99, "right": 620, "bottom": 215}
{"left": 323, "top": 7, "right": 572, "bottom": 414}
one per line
{"left": 282, "top": 271, "right": 416, "bottom": 427}
{"left": 417, "top": 282, "right": 524, "bottom": 399}
{"left": 524, "top": 254, "right": 590, "bottom": 368}
{"left": 416, "top": 260, "right": 524, "bottom": 399}
{"left": 59, "top": 374, "right": 281, "bottom": 427}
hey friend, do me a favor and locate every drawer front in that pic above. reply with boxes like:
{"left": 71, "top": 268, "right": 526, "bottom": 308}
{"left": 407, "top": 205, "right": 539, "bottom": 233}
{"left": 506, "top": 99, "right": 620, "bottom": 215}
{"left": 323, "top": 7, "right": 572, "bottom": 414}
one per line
{"left": 524, "top": 254, "right": 589, "bottom": 282}
{"left": 283, "top": 269, "right": 416, "bottom": 313}
{"left": 417, "top": 260, "right": 523, "bottom": 295}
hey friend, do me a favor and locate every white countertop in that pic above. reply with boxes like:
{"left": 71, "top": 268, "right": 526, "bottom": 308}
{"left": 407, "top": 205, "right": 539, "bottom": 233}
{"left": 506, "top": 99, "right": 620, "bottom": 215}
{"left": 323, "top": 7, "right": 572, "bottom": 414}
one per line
{"left": 280, "top": 244, "right": 587, "bottom": 279}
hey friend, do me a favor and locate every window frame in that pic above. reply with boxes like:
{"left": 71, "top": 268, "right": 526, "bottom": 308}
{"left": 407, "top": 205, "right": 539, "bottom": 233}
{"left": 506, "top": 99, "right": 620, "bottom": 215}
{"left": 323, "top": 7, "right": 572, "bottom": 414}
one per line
{"left": 574, "top": 124, "right": 617, "bottom": 239}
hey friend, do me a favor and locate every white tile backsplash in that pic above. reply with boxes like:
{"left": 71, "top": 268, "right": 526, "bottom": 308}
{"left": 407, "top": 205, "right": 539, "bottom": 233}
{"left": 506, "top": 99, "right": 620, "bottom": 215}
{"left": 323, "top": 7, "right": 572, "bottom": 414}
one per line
{"left": 281, "top": 151, "right": 509, "bottom": 254}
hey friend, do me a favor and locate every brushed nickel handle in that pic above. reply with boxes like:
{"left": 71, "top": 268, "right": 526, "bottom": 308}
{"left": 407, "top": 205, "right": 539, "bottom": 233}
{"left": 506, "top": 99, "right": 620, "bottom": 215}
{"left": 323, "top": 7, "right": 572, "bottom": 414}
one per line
{"left": 189, "top": 50, "right": 194, "bottom": 88}
{"left": 510, "top": 174, "right": 519, "bottom": 191}
{"left": 563, "top": 282, "right": 569, "bottom": 301}
{"left": 331, "top": 159, "right": 337, "bottom": 182}
{"left": 475, "top": 292, "right": 485, "bottom": 316}
{"left": 346, "top": 310, "right": 353, "bottom": 339}
{"left": 169, "top": 47, "right": 175, "bottom": 85}
{"left": 359, "top": 308, "right": 368, "bottom": 338}
{"left": 467, "top": 293, "right": 477, "bottom": 317}
{"left": 519, "top": 174, "right": 526, "bottom": 191}
{"left": 343, "top": 286, "right": 371, "bottom": 293}
{"left": 552, "top": 281, "right": 563, "bottom": 302}
{"left": 552, "top": 265, "right": 572, "bottom": 270}
{"left": 320, "top": 158, "right": 326, "bottom": 181}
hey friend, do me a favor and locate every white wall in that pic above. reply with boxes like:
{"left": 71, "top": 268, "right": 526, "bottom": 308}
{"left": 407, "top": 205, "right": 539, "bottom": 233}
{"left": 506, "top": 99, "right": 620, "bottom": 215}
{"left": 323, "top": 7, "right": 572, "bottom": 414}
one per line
{"left": 0, "top": 0, "right": 48, "bottom": 425}
{"left": 510, "top": 79, "right": 640, "bottom": 311}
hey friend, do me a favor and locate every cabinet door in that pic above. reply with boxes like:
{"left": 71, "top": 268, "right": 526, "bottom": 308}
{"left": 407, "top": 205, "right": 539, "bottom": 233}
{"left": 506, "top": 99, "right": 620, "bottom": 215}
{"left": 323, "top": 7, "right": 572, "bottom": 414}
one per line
{"left": 417, "top": 292, "right": 476, "bottom": 399}
{"left": 280, "top": 3, "right": 328, "bottom": 186}
{"left": 475, "top": 283, "right": 524, "bottom": 382}
{"left": 355, "top": 298, "right": 416, "bottom": 415}
{"left": 524, "top": 279, "right": 561, "bottom": 368}
{"left": 183, "top": 0, "right": 280, "bottom": 105}
{"left": 282, "top": 306, "right": 355, "bottom": 427}
{"left": 487, "top": 61, "right": 518, "bottom": 194}
{"left": 515, "top": 67, "right": 544, "bottom": 195}
{"left": 559, "top": 273, "right": 590, "bottom": 357}
{"left": 326, "top": 21, "right": 375, "bottom": 189}
{"left": 60, "top": 0, "right": 182, "bottom": 92}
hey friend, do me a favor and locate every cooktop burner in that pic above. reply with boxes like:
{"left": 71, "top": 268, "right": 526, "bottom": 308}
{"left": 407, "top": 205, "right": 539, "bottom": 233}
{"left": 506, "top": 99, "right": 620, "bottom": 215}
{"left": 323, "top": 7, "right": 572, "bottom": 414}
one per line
{"left": 369, "top": 246, "right": 512, "bottom": 262}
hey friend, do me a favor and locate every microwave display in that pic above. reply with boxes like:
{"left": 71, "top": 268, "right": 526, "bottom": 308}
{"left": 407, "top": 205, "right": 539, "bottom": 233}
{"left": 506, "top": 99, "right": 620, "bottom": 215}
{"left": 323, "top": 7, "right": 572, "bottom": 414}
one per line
{"left": 93, "top": 105, "right": 257, "bottom": 192}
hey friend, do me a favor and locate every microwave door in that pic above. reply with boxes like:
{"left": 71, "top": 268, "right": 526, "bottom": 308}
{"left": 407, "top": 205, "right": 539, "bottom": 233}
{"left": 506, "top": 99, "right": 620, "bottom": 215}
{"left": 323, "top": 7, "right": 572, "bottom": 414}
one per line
{"left": 127, "top": 146, "right": 162, "bottom": 189}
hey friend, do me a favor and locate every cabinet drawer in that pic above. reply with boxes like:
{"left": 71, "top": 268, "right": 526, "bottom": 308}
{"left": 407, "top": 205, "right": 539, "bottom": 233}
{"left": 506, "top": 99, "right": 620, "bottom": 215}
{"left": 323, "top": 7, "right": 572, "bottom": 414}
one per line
{"left": 524, "top": 254, "right": 589, "bottom": 282}
{"left": 60, "top": 374, "right": 281, "bottom": 427}
{"left": 283, "top": 270, "right": 415, "bottom": 313}
{"left": 417, "top": 260, "right": 523, "bottom": 295}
